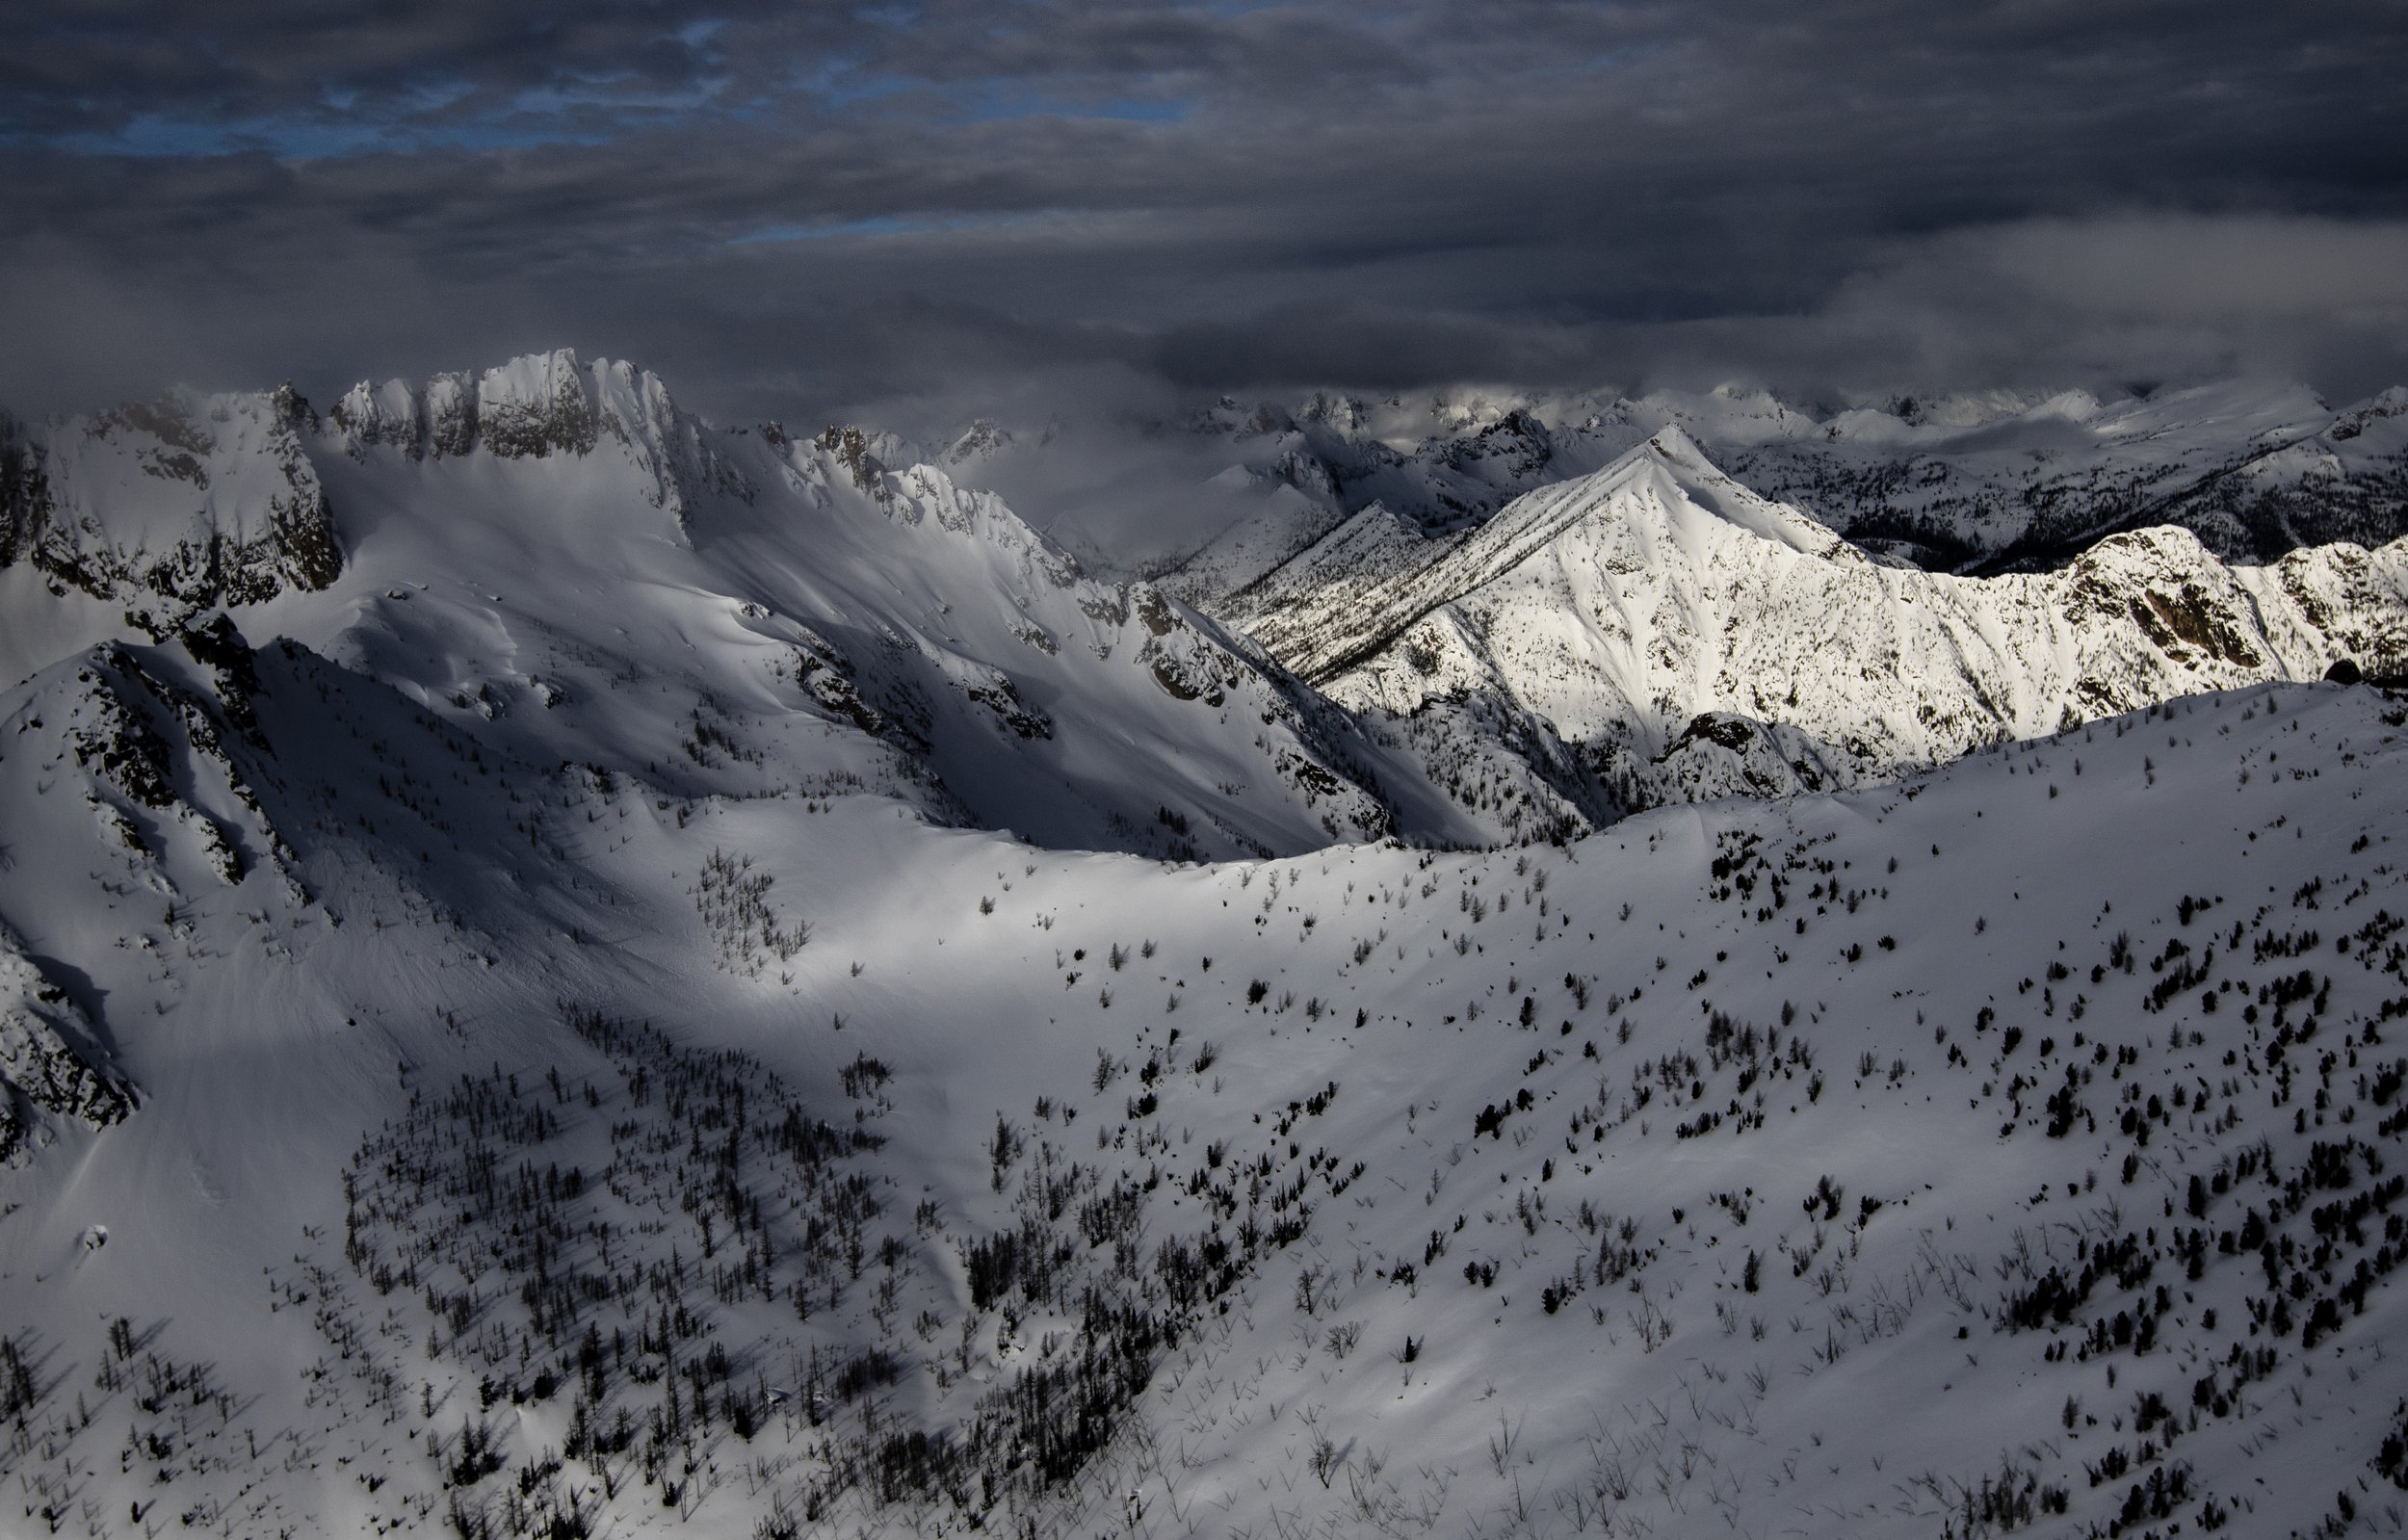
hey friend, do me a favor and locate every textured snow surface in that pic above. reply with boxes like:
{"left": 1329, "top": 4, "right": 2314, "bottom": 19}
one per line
{"left": 4, "top": 622, "right": 2408, "bottom": 1538}
{"left": 8, "top": 353, "right": 2408, "bottom": 1540}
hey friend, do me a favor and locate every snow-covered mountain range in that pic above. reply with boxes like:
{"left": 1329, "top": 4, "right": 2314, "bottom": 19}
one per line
{"left": 6, "top": 352, "right": 2408, "bottom": 1540}
{"left": 3, "top": 352, "right": 1475, "bottom": 860}
{"left": 1073, "top": 378, "right": 2408, "bottom": 605}
{"left": 1231, "top": 427, "right": 2408, "bottom": 836}
{"left": 9, "top": 354, "right": 2405, "bottom": 850}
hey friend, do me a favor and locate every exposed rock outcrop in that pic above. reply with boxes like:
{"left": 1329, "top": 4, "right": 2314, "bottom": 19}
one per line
{"left": 0, "top": 925, "right": 133, "bottom": 1164}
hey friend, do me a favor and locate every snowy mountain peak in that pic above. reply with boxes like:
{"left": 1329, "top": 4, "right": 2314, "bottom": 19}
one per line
{"left": 0, "top": 384, "right": 338, "bottom": 633}
{"left": 2332, "top": 383, "right": 2408, "bottom": 441}
{"left": 16, "top": 363, "right": 1467, "bottom": 861}
{"left": 13, "top": 352, "right": 2408, "bottom": 865}
{"left": 1230, "top": 419, "right": 2408, "bottom": 836}
{"left": 1237, "top": 429, "right": 1861, "bottom": 686}
{"left": 475, "top": 348, "right": 597, "bottom": 457}
{"left": 328, "top": 351, "right": 748, "bottom": 519}
{"left": 331, "top": 349, "right": 599, "bottom": 460}
{"left": 942, "top": 418, "right": 1011, "bottom": 466}
{"left": 1131, "top": 372, "right": 2408, "bottom": 594}
{"left": 1617, "top": 426, "right": 1858, "bottom": 558}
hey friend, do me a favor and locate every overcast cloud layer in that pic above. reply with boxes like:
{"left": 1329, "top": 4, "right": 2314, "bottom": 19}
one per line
{"left": 3, "top": 0, "right": 2404, "bottom": 427}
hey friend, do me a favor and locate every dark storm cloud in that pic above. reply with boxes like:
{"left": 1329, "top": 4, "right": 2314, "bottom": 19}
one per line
{"left": 2, "top": 0, "right": 2404, "bottom": 427}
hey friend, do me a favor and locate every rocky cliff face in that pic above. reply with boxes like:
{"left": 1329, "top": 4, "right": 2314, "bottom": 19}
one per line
{"left": 0, "top": 924, "right": 133, "bottom": 1165}
{"left": 327, "top": 349, "right": 748, "bottom": 519}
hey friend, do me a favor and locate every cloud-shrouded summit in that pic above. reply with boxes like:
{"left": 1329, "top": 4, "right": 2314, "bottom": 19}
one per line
{"left": 2, "top": 0, "right": 2405, "bottom": 431}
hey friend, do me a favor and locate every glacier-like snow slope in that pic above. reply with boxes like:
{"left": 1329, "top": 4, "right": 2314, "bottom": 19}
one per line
{"left": 1235, "top": 430, "right": 2408, "bottom": 837}
{"left": 2, "top": 600, "right": 2407, "bottom": 1539}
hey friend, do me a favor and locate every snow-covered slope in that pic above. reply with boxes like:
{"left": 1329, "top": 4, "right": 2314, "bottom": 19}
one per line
{"left": 12, "top": 355, "right": 2408, "bottom": 858}
{"left": 1234, "top": 431, "right": 2408, "bottom": 834}
{"left": 6, "top": 351, "right": 1479, "bottom": 860}
{"left": 12, "top": 349, "right": 2408, "bottom": 1540}
{"left": 4, "top": 591, "right": 2408, "bottom": 1539}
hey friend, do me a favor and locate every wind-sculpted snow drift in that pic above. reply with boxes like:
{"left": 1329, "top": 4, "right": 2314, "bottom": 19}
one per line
{"left": 7, "top": 353, "right": 2408, "bottom": 1540}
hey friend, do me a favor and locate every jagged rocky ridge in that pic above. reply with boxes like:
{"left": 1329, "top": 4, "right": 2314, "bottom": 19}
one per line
{"left": 4, "top": 350, "right": 1461, "bottom": 860}
{"left": 327, "top": 352, "right": 750, "bottom": 522}
{"left": 0, "top": 925, "right": 132, "bottom": 1165}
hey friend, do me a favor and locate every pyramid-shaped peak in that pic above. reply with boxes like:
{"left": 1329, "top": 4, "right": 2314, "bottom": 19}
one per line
{"left": 1543, "top": 424, "right": 1849, "bottom": 560}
